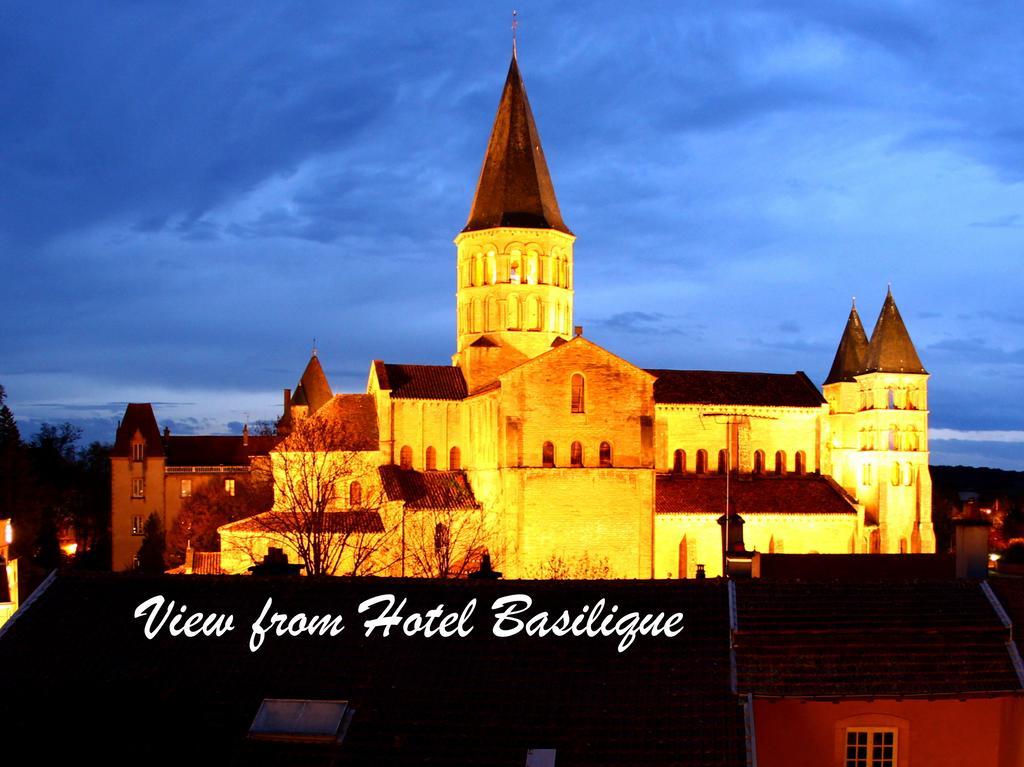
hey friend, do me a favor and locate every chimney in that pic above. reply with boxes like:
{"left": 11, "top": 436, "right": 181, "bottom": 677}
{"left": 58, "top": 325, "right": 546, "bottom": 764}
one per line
{"left": 242, "top": 423, "right": 249, "bottom": 446}
{"left": 163, "top": 426, "right": 170, "bottom": 438}
{"left": 248, "top": 547, "right": 304, "bottom": 576}
{"left": 184, "top": 545, "right": 194, "bottom": 575}
{"left": 468, "top": 551, "right": 503, "bottom": 580}
{"left": 954, "top": 501, "right": 992, "bottom": 579}
{"left": 283, "top": 388, "right": 291, "bottom": 411}
{"left": 718, "top": 510, "right": 753, "bottom": 578}
{"left": 573, "top": 325, "right": 583, "bottom": 337}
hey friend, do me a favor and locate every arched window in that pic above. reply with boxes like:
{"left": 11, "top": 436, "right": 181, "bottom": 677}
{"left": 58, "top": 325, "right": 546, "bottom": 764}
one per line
{"left": 774, "top": 451, "right": 786, "bottom": 474}
{"left": 717, "top": 449, "right": 728, "bottom": 474}
{"left": 399, "top": 445, "right": 413, "bottom": 470}
{"left": 474, "top": 254, "right": 484, "bottom": 286}
{"left": 891, "top": 461, "right": 901, "bottom": 486}
{"left": 434, "top": 523, "right": 450, "bottom": 555}
{"left": 425, "top": 446, "right": 437, "bottom": 471}
{"left": 869, "top": 529, "right": 881, "bottom": 554}
{"left": 507, "top": 294, "right": 520, "bottom": 329}
{"left": 862, "top": 464, "right": 872, "bottom": 485}
{"left": 889, "top": 425, "right": 898, "bottom": 451}
{"left": 349, "top": 481, "right": 362, "bottom": 508}
{"left": 753, "top": 450, "right": 765, "bottom": 474}
{"left": 510, "top": 259, "right": 521, "bottom": 284}
{"left": 526, "top": 295, "right": 540, "bottom": 329}
{"left": 599, "top": 441, "right": 612, "bottom": 468}
{"left": 570, "top": 374, "right": 585, "bottom": 414}
{"left": 902, "top": 462, "right": 914, "bottom": 486}
{"left": 795, "top": 450, "right": 806, "bottom": 475}
{"left": 570, "top": 441, "right": 583, "bottom": 468}
{"left": 449, "top": 446, "right": 461, "bottom": 471}
{"left": 696, "top": 449, "right": 708, "bottom": 474}
{"left": 888, "top": 389, "right": 897, "bottom": 409}
{"left": 542, "top": 441, "right": 555, "bottom": 468}
{"left": 673, "top": 449, "right": 686, "bottom": 474}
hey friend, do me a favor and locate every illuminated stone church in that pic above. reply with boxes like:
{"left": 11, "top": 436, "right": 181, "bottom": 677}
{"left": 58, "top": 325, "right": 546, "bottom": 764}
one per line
{"left": 111, "top": 53, "right": 935, "bottom": 577}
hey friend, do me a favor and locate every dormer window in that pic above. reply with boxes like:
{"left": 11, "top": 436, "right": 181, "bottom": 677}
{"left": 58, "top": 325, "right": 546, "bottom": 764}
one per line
{"left": 132, "top": 442, "right": 144, "bottom": 462}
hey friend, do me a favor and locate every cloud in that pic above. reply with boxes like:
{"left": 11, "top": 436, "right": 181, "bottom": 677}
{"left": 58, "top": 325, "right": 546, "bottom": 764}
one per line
{"left": 931, "top": 429, "right": 1024, "bottom": 443}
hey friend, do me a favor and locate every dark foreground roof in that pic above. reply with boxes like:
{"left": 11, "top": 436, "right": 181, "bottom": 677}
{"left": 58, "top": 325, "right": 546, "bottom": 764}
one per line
{"left": 754, "top": 553, "right": 956, "bottom": 580}
{"left": 0, "top": 574, "right": 744, "bottom": 767}
{"left": 374, "top": 362, "right": 468, "bottom": 400}
{"left": 734, "top": 579, "right": 1021, "bottom": 699}
{"left": 647, "top": 369, "right": 825, "bottom": 408}
{"left": 656, "top": 474, "right": 857, "bottom": 516}
{"left": 378, "top": 466, "right": 480, "bottom": 510}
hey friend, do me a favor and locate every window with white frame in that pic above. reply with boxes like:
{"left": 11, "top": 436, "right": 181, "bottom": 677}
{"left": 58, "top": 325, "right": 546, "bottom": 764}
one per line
{"left": 131, "top": 515, "right": 144, "bottom": 536}
{"left": 845, "top": 728, "right": 896, "bottom": 767}
{"left": 180, "top": 479, "right": 192, "bottom": 498}
{"left": 224, "top": 478, "right": 235, "bottom": 496}
{"left": 132, "top": 478, "right": 145, "bottom": 498}
{"left": 132, "top": 442, "right": 144, "bottom": 462}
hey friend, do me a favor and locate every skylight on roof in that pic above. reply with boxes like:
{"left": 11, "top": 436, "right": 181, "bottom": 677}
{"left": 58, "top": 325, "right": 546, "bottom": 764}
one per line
{"left": 526, "top": 748, "right": 557, "bottom": 767}
{"left": 249, "top": 698, "right": 351, "bottom": 743}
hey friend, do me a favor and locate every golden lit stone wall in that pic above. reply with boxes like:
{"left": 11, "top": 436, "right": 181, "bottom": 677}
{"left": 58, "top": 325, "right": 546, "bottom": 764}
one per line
{"left": 825, "top": 372, "right": 934, "bottom": 553}
{"left": 656, "top": 405, "right": 826, "bottom": 475}
{"left": 453, "top": 228, "right": 576, "bottom": 388}
{"left": 654, "top": 512, "right": 859, "bottom": 579}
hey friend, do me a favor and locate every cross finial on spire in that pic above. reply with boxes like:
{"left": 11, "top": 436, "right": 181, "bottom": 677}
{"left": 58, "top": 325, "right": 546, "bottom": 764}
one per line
{"left": 312, "top": 338, "right": 318, "bottom": 357}
{"left": 851, "top": 296, "right": 856, "bottom": 308}
{"left": 512, "top": 10, "right": 519, "bottom": 58}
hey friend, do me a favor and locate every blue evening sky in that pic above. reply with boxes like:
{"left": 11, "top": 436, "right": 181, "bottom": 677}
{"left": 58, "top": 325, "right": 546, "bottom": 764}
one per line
{"left": 2, "top": 2, "right": 1022, "bottom": 468}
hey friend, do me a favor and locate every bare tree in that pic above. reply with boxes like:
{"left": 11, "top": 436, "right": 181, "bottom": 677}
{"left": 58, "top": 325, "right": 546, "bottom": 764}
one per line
{"left": 403, "top": 505, "right": 489, "bottom": 579}
{"left": 243, "top": 413, "right": 397, "bottom": 576}
{"left": 526, "top": 552, "right": 614, "bottom": 580}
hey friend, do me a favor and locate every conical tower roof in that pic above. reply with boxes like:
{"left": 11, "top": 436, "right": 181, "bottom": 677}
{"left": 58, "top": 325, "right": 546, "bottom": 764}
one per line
{"left": 824, "top": 302, "right": 869, "bottom": 385}
{"left": 863, "top": 288, "right": 927, "bottom": 375}
{"left": 294, "top": 353, "right": 333, "bottom": 413}
{"left": 462, "top": 54, "right": 571, "bottom": 235}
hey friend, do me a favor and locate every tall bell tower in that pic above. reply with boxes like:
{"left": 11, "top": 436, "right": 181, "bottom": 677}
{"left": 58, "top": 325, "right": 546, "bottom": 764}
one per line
{"left": 453, "top": 52, "right": 576, "bottom": 392}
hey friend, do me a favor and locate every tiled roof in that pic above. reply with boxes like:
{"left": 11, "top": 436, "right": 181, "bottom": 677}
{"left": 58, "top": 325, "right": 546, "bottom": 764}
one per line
{"left": 862, "top": 288, "right": 927, "bottom": 375}
{"left": 824, "top": 303, "right": 869, "bottom": 385}
{"left": 375, "top": 362, "right": 468, "bottom": 400}
{"left": 0, "top": 575, "right": 745, "bottom": 766}
{"left": 656, "top": 474, "right": 857, "bottom": 516}
{"left": 462, "top": 55, "right": 571, "bottom": 235}
{"left": 293, "top": 354, "right": 334, "bottom": 413}
{"left": 192, "top": 552, "right": 223, "bottom": 575}
{"left": 647, "top": 369, "right": 825, "bottom": 408}
{"left": 985, "top": 579, "right": 1024, "bottom": 661}
{"left": 277, "top": 395, "right": 379, "bottom": 452}
{"left": 734, "top": 580, "right": 1020, "bottom": 698}
{"left": 163, "top": 435, "right": 281, "bottom": 467}
{"left": 754, "top": 553, "right": 956, "bottom": 580}
{"left": 112, "top": 403, "right": 165, "bottom": 457}
{"left": 220, "top": 510, "right": 385, "bottom": 535}
{"left": 378, "top": 466, "right": 480, "bottom": 510}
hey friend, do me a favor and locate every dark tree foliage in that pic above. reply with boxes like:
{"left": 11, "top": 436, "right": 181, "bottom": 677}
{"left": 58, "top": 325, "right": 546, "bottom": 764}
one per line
{"left": 137, "top": 513, "right": 166, "bottom": 574}
{"left": 167, "top": 477, "right": 272, "bottom": 566}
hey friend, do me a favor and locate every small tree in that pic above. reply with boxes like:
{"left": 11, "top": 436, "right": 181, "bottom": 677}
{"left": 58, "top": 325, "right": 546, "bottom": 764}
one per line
{"left": 527, "top": 552, "right": 614, "bottom": 580}
{"left": 249, "top": 412, "right": 396, "bottom": 576}
{"left": 168, "top": 477, "right": 271, "bottom": 565}
{"left": 137, "top": 513, "right": 166, "bottom": 574}
{"left": 404, "top": 505, "right": 489, "bottom": 579}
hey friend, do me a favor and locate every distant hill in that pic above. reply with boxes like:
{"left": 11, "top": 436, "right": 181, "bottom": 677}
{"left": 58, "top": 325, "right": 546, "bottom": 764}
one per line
{"left": 931, "top": 465, "right": 1024, "bottom": 551}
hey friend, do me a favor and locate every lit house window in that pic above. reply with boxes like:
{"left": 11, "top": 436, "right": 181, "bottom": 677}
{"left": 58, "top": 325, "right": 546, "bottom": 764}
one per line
{"left": 131, "top": 515, "right": 144, "bottom": 536}
{"left": 132, "top": 478, "right": 145, "bottom": 498}
{"left": 570, "top": 374, "right": 585, "bottom": 413}
{"left": 845, "top": 728, "right": 896, "bottom": 767}
{"left": 224, "top": 479, "right": 236, "bottom": 496}
{"left": 180, "top": 479, "right": 192, "bottom": 498}
{"left": 132, "top": 442, "right": 144, "bottom": 462}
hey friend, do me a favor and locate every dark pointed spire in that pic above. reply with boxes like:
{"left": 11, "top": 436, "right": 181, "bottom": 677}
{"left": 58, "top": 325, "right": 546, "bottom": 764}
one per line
{"left": 294, "top": 353, "right": 333, "bottom": 413}
{"left": 824, "top": 299, "right": 869, "bottom": 385}
{"left": 462, "top": 55, "right": 571, "bottom": 235}
{"left": 863, "top": 287, "right": 927, "bottom": 375}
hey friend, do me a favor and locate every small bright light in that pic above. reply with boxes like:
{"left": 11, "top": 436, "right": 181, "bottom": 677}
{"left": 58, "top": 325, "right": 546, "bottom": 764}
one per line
{"left": 3, "top": 521, "right": 11, "bottom": 545}
{"left": 62, "top": 542, "right": 78, "bottom": 556}
{"left": 990, "top": 553, "right": 1002, "bottom": 562}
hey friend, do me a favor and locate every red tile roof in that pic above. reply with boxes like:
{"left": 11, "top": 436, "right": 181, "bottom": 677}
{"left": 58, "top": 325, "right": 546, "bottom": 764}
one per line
{"left": 112, "top": 403, "right": 165, "bottom": 457}
{"left": 656, "top": 474, "right": 857, "bottom": 516}
{"left": 0, "top": 575, "right": 745, "bottom": 766}
{"left": 374, "top": 362, "right": 468, "bottom": 400}
{"left": 378, "top": 466, "right": 480, "bottom": 510}
{"left": 734, "top": 580, "right": 1021, "bottom": 698}
{"left": 221, "top": 510, "right": 385, "bottom": 535}
{"left": 276, "top": 395, "right": 379, "bottom": 452}
{"left": 647, "top": 369, "right": 825, "bottom": 407}
{"left": 163, "top": 435, "right": 281, "bottom": 467}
